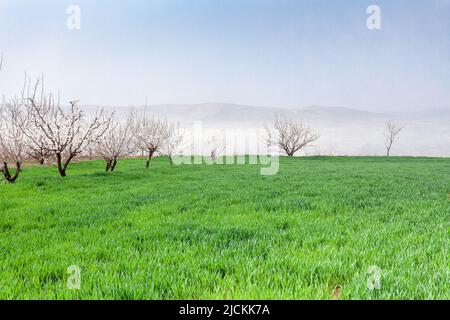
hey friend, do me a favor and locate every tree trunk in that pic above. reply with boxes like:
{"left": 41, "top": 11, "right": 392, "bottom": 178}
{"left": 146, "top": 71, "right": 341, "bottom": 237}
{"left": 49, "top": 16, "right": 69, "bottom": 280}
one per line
{"left": 56, "top": 153, "right": 66, "bottom": 177}
{"left": 169, "top": 155, "right": 173, "bottom": 166}
{"left": 105, "top": 159, "right": 112, "bottom": 172}
{"left": 110, "top": 158, "right": 117, "bottom": 171}
{"left": 1, "top": 161, "right": 21, "bottom": 183}
{"left": 61, "top": 154, "right": 75, "bottom": 177}
{"left": 56, "top": 153, "right": 74, "bottom": 177}
{"left": 283, "top": 147, "right": 294, "bottom": 157}
{"left": 146, "top": 150, "right": 155, "bottom": 168}
{"left": 39, "top": 157, "right": 45, "bottom": 165}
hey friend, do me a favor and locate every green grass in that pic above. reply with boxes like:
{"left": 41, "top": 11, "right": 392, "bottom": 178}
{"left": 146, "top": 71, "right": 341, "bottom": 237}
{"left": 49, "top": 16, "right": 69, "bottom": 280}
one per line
{"left": 0, "top": 156, "right": 449, "bottom": 299}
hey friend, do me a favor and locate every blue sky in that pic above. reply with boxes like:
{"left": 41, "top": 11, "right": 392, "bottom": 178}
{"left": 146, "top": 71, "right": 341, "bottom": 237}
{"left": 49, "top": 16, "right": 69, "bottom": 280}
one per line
{"left": 0, "top": 0, "right": 449, "bottom": 111}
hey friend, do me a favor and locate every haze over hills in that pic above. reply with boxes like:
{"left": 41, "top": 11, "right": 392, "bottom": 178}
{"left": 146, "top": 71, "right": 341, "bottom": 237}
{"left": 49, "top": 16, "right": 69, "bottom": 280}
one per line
{"left": 84, "top": 103, "right": 450, "bottom": 157}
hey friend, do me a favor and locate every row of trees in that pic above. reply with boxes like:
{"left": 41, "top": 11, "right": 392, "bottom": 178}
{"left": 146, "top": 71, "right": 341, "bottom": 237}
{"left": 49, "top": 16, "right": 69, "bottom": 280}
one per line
{"left": 0, "top": 98, "right": 404, "bottom": 184}
{"left": 0, "top": 55, "right": 184, "bottom": 182}
{"left": 0, "top": 95, "right": 405, "bottom": 184}
{"left": 0, "top": 54, "right": 405, "bottom": 183}
{"left": 0, "top": 53, "right": 185, "bottom": 182}
{"left": 0, "top": 86, "right": 183, "bottom": 182}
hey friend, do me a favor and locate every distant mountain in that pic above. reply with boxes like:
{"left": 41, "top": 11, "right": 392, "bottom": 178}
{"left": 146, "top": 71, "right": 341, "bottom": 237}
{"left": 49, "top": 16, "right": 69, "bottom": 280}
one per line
{"left": 401, "top": 107, "right": 450, "bottom": 122}
{"left": 84, "top": 104, "right": 383, "bottom": 123}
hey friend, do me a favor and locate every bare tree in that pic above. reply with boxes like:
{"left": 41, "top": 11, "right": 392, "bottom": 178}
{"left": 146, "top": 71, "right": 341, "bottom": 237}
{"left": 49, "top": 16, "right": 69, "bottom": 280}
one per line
{"left": 23, "top": 80, "right": 112, "bottom": 177}
{"left": 164, "top": 121, "right": 183, "bottom": 166}
{"left": 12, "top": 75, "right": 52, "bottom": 165}
{"left": 96, "top": 110, "right": 135, "bottom": 172}
{"left": 0, "top": 54, "right": 28, "bottom": 182}
{"left": 204, "top": 135, "right": 225, "bottom": 163}
{"left": 266, "top": 114, "right": 320, "bottom": 157}
{"left": 134, "top": 113, "right": 171, "bottom": 168}
{"left": 0, "top": 97, "right": 27, "bottom": 182}
{"left": 384, "top": 121, "right": 404, "bottom": 157}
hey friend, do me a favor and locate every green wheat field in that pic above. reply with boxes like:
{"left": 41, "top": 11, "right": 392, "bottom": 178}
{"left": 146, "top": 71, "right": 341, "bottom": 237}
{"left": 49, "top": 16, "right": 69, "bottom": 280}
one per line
{"left": 0, "top": 156, "right": 449, "bottom": 299}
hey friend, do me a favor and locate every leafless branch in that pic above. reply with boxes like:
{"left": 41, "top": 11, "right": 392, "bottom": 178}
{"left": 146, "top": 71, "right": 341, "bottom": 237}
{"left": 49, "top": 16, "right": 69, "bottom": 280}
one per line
{"left": 384, "top": 121, "right": 404, "bottom": 157}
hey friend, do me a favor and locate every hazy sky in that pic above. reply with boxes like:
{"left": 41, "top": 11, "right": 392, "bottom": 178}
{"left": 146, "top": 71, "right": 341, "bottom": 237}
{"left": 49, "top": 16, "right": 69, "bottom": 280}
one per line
{"left": 0, "top": 0, "right": 449, "bottom": 111}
